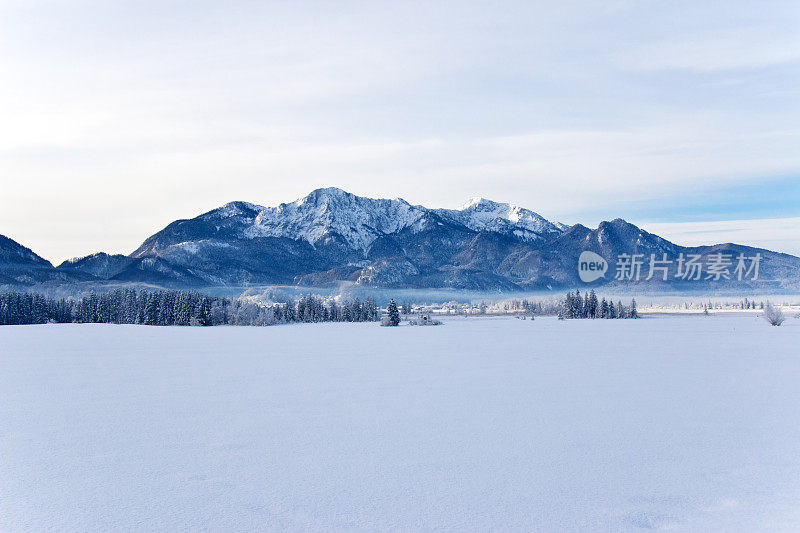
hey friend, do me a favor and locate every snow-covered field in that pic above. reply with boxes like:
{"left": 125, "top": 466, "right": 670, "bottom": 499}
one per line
{"left": 2, "top": 316, "right": 799, "bottom": 531}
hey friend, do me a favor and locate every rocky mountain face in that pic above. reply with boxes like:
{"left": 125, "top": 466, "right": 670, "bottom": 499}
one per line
{"left": 2, "top": 187, "right": 799, "bottom": 292}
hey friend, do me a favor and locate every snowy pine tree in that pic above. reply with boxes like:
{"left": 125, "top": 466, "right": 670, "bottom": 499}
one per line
{"left": 600, "top": 297, "right": 609, "bottom": 318}
{"left": 386, "top": 299, "right": 400, "bottom": 326}
{"left": 588, "top": 290, "right": 598, "bottom": 318}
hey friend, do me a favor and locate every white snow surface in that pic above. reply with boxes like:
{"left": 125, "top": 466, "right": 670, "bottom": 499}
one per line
{"left": 2, "top": 315, "right": 800, "bottom": 531}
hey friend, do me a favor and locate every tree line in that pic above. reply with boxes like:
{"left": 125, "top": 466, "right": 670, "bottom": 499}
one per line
{"left": 560, "top": 290, "right": 638, "bottom": 319}
{"left": 0, "top": 289, "right": 379, "bottom": 326}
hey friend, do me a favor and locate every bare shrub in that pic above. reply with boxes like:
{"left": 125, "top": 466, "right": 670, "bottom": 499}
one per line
{"left": 763, "top": 302, "right": 786, "bottom": 326}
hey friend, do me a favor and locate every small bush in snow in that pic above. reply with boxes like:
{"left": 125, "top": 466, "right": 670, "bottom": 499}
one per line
{"left": 763, "top": 302, "right": 786, "bottom": 326}
{"left": 408, "top": 314, "right": 442, "bottom": 326}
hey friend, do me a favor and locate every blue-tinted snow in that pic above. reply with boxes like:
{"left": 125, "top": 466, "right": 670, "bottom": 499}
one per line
{"left": 2, "top": 316, "right": 799, "bottom": 531}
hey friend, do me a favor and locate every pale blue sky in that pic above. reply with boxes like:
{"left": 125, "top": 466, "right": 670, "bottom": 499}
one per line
{"left": 1, "top": 0, "right": 799, "bottom": 262}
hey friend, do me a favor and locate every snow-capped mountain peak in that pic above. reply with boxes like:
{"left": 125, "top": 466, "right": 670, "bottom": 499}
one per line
{"left": 439, "top": 197, "right": 562, "bottom": 239}
{"left": 244, "top": 189, "right": 564, "bottom": 249}
{"left": 212, "top": 201, "right": 264, "bottom": 220}
{"left": 461, "top": 197, "right": 493, "bottom": 209}
{"left": 245, "top": 188, "right": 429, "bottom": 251}
{"left": 138, "top": 188, "right": 565, "bottom": 260}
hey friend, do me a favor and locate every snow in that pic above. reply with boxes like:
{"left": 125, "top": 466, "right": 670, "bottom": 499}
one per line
{"left": 438, "top": 197, "right": 562, "bottom": 238}
{"left": 554, "top": 220, "right": 571, "bottom": 231}
{"left": 214, "top": 201, "right": 262, "bottom": 219}
{"left": 2, "top": 316, "right": 799, "bottom": 531}
{"left": 169, "top": 240, "right": 232, "bottom": 257}
{"left": 175, "top": 241, "right": 200, "bottom": 254}
{"left": 198, "top": 188, "right": 565, "bottom": 252}
{"left": 244, "top": 188, "right": 429, "bottom": 251}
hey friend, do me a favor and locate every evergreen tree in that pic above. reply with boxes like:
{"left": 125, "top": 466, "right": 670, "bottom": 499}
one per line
{"left": 143, "top": 293, "right": 159, "bottom": 325}
{"left": 588, "top": 290, "right": 598, "bottom": 318}
{"left": 198, "top": 297, "right": 211, "bottom": 326}
{"left": 387, "top": 299, "right": 400, "bottom": 326}
{"left": 350, "top": 298, "right": 361, "bottom": 322}
{"left": 284, "top": 299, "right": 296, "bottom": 322}
{"left": 363, "top": 297, "right": 378, "bottom": 321}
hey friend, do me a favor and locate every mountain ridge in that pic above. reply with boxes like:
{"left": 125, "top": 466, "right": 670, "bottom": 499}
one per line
{"left": 2, "top": 187, "right": 799, "bottom": 292}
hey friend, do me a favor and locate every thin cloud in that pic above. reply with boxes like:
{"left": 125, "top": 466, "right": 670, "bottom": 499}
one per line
{"left": 614, "top": 28, "right": 800, "bottom": 72}
{"left": 638, "top": 217, "right": 800, "bottom": 256}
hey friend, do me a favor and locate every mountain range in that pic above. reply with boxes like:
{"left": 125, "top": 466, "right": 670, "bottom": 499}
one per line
{"left": 2, "top": 187, "right": 799, "bottom": 293}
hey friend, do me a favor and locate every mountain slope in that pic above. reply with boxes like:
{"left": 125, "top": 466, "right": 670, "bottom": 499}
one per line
{"left": 0, "top": 235, "right": 87, "bottom": 285}
{"left": 495, "top": 219, "right": 798, "bottom": 290}
{"left": 57, "top": 253, "right": 133, "bottom": 279}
